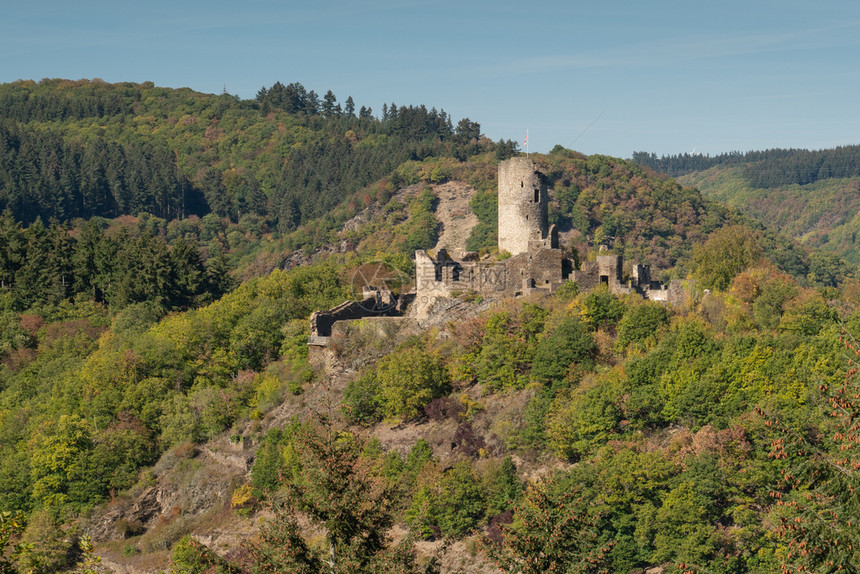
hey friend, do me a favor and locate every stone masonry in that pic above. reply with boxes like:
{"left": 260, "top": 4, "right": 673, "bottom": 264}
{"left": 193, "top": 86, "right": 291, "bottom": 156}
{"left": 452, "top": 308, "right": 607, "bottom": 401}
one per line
{"left": 312, "top": 157, "right": 689, "bottom": 342}
{"left": 412, "top": 157, "right": 686, "bottom": 321}
{"left": 498, "top": 156, "right": 549, "bottom": 256}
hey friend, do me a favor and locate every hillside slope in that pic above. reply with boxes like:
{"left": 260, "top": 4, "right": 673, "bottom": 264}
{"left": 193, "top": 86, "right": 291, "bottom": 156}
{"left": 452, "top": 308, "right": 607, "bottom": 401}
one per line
{"left": 0, "top": 79, "right": 502, "bottom": 231}
{"left": 679, "top": 166, "right": 860, "bottom": 264}
{"left": 4, "top": 79, "right": 860, "bottom": 571}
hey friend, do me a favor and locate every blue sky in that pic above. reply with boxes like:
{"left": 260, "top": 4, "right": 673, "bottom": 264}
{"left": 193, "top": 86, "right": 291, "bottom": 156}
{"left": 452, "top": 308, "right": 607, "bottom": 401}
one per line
{"left": 3, "top": 0, "right": 860, "bottom": 157}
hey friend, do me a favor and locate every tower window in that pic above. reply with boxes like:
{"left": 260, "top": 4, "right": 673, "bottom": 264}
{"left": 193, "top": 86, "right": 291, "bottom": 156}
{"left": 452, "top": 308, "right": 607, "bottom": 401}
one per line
{"left": 521, "top": 181, "right": 524, "bottom": 188}
{"left": 534, "top": 189, "right": 539, "bottom": 202}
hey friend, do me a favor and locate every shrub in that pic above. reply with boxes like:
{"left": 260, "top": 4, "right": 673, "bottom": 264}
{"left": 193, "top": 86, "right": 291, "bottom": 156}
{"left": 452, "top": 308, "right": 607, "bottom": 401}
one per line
{"left": 452, "top": 421, "right": 486, "bottom": 458}
{"left": 424, "top": 396, "right": 464, "bottom": 421}
{"left": 616, "top": 301, "right": 669, "bottom": 351}
{"left": 170, "top": 535, "right": 239, "bottom": 574}
{"left": 531, "top": 317, "right": 596, "bottom": 389}
{"left": 376, "top": 347, "right": 451, "bottom": 421}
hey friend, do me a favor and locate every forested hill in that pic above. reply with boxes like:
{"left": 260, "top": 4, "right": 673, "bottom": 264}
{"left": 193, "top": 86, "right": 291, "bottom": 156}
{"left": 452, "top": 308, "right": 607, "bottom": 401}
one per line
{"left": 5, "top": 81, "right": 860, "bottom": 570}
{"left": 633, "top": 145, "right": 860, "bottom": 187}
{"left": 632, "top": 146, "right": 860, "bottom": 265}
{"left": 2, "top": 148, "right": 860, "bottom": 572}
{"left": 0, "top": 79, "right": 515, "bottom": 228}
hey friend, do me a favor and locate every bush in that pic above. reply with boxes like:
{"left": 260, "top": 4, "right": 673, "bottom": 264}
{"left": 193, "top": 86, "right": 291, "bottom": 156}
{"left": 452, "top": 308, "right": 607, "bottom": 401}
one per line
{"left": 531, "top": 317, "right": 596, "bottom": 389}
{"left": 423, "top": 396, "right": 464, "bottom": 421}
{"left": 170, "top": 535, "right": 239, "bottom": 574}
{"left": 616, "top": 301, "right": 669, "bottom": 351}
{"left": 452, "top": 421, "right": 486, "bottom": 458}
{"left": 376, "top": 347, "right": 451, "bottom": 421}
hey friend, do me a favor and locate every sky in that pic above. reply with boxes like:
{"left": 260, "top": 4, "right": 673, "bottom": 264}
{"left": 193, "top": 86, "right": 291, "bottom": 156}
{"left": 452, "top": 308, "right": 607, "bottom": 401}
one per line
{"left": 3, "top": 0, "right": 860, "bottom": 157}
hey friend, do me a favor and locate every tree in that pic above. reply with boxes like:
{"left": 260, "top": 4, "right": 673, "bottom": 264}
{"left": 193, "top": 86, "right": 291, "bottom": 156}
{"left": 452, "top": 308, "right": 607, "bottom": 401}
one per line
{"left": 531, "top": 316, "right": 596, "bottom": 389}
{"left": 756, "top": 329, "right": 860, "bottom": 572}
{"left": 29, "top": 414, "right": 92, "bottom": 509}
{"left": 616, "top": 301, "right": 669, "bottom": 351}
{"left": 344, "top": 96, "right": 356, "bottom": 118}
{"left": 376, "top": 347, "right": 450, "bottom": 421}
{"left": 454, "top": 118, "right": 481, "bottom": 144}
{"left": 693, "top": 225, "right": 763, "bottom": 291}
{"left": 581, "top": 287, "right": 625, "bottom": 332}
{"left": 0, "top": 210, "right": 24, "bottom": 291}
{"left": 322, "top": 90, "right": 340, "bottom": 119}
{"left": 0, "top": 511, "right": 28, "bottom": 574}
{"left": 436, "top": 462, "right": 486, "bottom": 537}
{"left": 244, "top": 416, "right": 418, "bottom": 573}
{"left": 487, "top": 476, "right": 613, "bottom": 574}
{"left": 495, "top": 139, "right": 519, "bottom": 161}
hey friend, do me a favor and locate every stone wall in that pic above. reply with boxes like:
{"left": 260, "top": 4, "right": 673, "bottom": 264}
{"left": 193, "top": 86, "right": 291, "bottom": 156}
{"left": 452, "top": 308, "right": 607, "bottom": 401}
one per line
{"left": 309, "top": 290, "right": 397, "bottom": 346}
{"left": 571, "top": 254, "right": 624, "bottom": 291}
{"left": 505, "top": 248, "right": 565, "bottom": 289}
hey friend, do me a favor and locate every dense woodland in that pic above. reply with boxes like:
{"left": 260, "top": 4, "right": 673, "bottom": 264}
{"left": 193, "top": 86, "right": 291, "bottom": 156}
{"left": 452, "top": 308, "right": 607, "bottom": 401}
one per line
{"left": 633, "top": 146, "right": 860, "bottom": 187}
{"left": 1, "top": 80, "right": 860, "bottom": 574}
{"left": 0, "top": 79, "right": 506, "bottom": 229}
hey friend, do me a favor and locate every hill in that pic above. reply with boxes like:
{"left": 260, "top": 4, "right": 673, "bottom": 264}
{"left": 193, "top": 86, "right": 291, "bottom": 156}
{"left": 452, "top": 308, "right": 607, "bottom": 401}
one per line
{"left": 633, "top": 146, "right": 860, "bottom": 265}
{"left": 3, "top": 79, "right": 860, "bottom": 573}
{"left": 678, "top": 165, "right": 860, "bottom": 265}
{"left": 0, "top": 79, "right": 509, "bottom": 229}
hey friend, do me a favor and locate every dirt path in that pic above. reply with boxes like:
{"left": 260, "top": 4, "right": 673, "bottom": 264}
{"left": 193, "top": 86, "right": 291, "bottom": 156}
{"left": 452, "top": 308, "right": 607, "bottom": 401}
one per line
{"left": 432, "top": 181, "right": 478, "bottom": 253}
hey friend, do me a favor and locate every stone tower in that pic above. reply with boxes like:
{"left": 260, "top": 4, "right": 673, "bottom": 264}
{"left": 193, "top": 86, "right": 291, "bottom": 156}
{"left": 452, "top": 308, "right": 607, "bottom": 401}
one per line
{"left": 497, "top": 156, "right": 548, "bottom": 256}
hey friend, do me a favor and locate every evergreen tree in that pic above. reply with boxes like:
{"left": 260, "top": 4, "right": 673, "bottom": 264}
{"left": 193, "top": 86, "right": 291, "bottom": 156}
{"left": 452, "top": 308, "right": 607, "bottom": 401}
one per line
{"left": 244, "top": 416, "right": 418, "bottom": 573}
{"left": 322, "top": 90, "right": 339, "bottom": 118}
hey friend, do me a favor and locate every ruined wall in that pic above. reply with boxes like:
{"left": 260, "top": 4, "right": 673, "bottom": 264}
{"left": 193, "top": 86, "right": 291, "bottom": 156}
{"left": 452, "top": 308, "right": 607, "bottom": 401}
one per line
{"left": 498, "top": 157, "right": 548, "bottom": 256}
{"left": 505, "top": 248, "right": 565, "bottom": 289}
{"left": 571, "top": 254, "right": 623, "bottom": 291}
{"left": 309, "top": 290, "right": 397, "bottom": 345}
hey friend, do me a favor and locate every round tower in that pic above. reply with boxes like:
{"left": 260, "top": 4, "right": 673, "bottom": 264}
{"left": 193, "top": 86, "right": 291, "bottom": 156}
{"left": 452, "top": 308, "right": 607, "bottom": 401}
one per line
{"left": 497, "top": 156, "right": 548, "bottom": 256}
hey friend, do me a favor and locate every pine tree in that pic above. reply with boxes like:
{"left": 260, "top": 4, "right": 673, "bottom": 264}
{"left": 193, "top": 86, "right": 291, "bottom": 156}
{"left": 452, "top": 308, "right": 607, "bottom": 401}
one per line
{"left": 486, "top": 476, "right": 613, "bottom": 574}
{"left": 243, "top": 416, "right": 419, "bottom": 573}
{"left": 322, "top": 90, "right": 339, "bottom": 119}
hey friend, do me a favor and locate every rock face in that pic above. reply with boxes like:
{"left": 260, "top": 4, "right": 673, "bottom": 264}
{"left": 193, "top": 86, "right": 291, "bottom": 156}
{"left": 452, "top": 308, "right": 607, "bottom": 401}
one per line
{"left": 431, "top": 181, "right": 479, "bottom": 253}
{"left": 85, "top": 438, "right": 254, "bottom": 547}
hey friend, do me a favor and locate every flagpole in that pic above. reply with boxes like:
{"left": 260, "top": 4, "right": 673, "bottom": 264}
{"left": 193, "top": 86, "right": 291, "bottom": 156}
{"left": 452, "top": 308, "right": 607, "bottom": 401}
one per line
{"left": 525, "top": 129, "right": 529, "bottom": 157}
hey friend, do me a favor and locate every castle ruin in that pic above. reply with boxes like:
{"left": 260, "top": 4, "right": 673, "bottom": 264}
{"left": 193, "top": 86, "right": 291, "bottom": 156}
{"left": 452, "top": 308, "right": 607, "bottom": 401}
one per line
{"left": 310, "top": 156, "right": 685, "bottom": 345}
{"left": 412, "top": 156, "right": 684, "bottom": 319}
